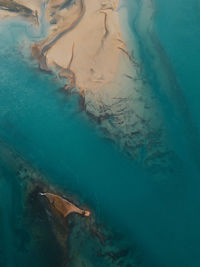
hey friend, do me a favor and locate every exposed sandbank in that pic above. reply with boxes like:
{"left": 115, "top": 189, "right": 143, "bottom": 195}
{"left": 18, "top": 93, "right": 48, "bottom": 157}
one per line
{"left": 32, "top": 0, "right": 131, "bottom": 90}
{"left": 41, "top": 192, "right": 91, "bottom": 218}
{"left": 31, "top": 0, "right": 170, "bottom": 167}
{"left": 0, "top": 0, "right": 171, "bottom": 169}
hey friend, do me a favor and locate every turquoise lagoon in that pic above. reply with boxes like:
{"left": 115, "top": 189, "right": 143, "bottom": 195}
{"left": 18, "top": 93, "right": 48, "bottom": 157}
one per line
{"left": 0, "top": 0, "right": 200, "bottom": 266}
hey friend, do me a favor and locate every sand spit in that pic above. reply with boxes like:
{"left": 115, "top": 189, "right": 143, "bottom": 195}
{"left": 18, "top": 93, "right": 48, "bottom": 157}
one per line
{"left": 40, "top": 192, "right": 91, "bottom": 218}
{"left": 0, "top": 0, "right": 173, "bottom": 169}
{"left": 31, "top": 0, "right": 171, "bottom": 169}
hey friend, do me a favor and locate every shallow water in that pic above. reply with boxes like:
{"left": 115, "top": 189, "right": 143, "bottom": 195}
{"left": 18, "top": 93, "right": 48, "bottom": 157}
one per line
{"left": 0, "top": 1, "right": 200, "bottom": 266}
{"left": 125, "top": 0, "right": 200, "bottom": 266}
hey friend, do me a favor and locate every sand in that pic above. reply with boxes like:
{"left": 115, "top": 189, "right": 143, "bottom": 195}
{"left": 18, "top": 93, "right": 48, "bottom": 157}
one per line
{"left": 0, "top": 0, "right": 170, "bottom": 168}
{"left": 0, "top": 0, "right": 40, "bottom": 22}
{"left": 33, "top": 0, "right": 131, "bottom": 91}
{"left": 15, "top": 0, "right": 41, "bottom": 18}
{"left": 41, "top": 192, "right": 91, "bottom": 218}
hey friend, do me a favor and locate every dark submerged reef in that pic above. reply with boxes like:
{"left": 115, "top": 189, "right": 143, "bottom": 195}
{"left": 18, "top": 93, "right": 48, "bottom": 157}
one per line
{"left": 0, "top": 139, "right": 143, "bottom": 267}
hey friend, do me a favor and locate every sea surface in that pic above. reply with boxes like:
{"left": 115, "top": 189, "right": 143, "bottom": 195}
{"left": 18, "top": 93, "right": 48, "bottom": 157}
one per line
{"left": 0, "top": 0, "right": 200, "bottom": 266}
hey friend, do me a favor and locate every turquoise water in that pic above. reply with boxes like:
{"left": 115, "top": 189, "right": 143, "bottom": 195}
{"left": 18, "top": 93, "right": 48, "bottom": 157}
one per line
{"left": 0, "top": 1, "right": 200, "bottom": 266}
{"left": 126, "top": 0, "right": 200, "bottom": 266}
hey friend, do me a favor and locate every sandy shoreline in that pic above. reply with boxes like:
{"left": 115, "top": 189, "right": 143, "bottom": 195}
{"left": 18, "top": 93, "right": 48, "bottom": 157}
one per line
{"left": 0, "top": 0, "right": 170, "bottom": 168}
{"left": 32, "top": 0, "right": 127, "bottom": 88}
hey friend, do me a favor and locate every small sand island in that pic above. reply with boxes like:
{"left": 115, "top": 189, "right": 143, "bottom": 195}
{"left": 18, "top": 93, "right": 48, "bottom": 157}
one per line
{"left": 0, "top": 0, "right": 170, "bottom": 168}
{"left": 40, "top": 192, "right": 91, "bottom": 218}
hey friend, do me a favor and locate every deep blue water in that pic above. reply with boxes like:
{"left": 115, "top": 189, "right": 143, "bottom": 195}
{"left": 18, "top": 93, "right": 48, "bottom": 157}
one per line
{"left": 0, "top": 1, "right": 200, "bottom": 266}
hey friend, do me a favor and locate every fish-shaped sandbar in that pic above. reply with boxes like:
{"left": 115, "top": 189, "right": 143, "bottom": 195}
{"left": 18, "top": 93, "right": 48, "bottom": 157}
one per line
{"left": 40, "top": 192, "right": 91, "bottom": 218}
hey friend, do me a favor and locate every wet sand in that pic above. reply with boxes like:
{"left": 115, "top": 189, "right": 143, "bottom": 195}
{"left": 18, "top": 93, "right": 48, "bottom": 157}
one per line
{"left": 0, "top": 0, "right": 39, "bottom": 22}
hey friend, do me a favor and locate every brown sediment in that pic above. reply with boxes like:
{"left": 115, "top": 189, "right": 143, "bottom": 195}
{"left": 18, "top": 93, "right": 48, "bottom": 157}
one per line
{"left": 117, "top": 46, "right": 140, "bottom": 67}
{"left": 31, "top": 0, "right": 85, "bottom": 71}
{"left": 32, "top": 43, "right": 52, "bottom": 71}
{"left": 100, "top": 10, "right": 109, "bottom": 47}
{"left": 41, "top": 192, "right": 91, "bottom": 218}
{"left": 67, "top": 42, "right": 75, "bottom": 69}
{"left": 0, "top": 0, "right": 39, "bottom": 23}
{"left": 65, "top": 42, "right": 76, "bottom": 87}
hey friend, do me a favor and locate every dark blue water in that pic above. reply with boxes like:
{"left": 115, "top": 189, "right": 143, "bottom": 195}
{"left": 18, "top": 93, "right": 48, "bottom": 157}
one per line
{"left": 0, "top": 1, "right": 200, "bottom": 266}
